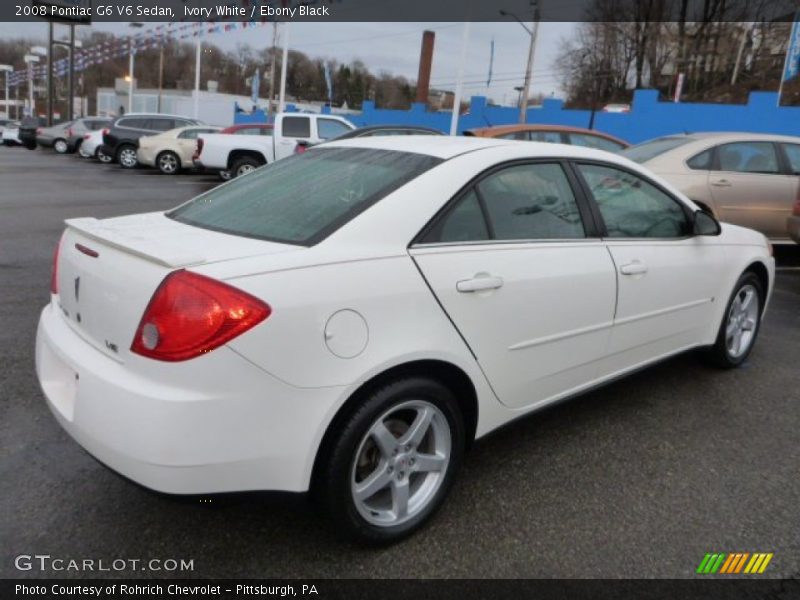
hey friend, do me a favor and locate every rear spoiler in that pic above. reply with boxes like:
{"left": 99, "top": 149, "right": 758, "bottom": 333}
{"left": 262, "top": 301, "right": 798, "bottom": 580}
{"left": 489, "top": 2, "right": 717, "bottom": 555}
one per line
{"left": 65, "top": 217, "right": 207, "bottom": 268}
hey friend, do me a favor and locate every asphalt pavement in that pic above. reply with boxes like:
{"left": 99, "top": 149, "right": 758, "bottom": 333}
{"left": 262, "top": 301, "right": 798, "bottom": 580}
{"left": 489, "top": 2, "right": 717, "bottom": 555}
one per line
{"left": 1, "top": 146, "right": 798, "bottom": 579}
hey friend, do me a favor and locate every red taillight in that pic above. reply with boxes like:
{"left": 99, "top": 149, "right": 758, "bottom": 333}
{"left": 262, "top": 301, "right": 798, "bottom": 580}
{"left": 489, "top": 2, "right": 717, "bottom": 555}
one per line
{"left": 83, "top": 133, "right": 91, "bottom": 140}
{"left": 131, "top": 270, "right": 271, "bottom": 362}
{"left": 102, "top": 128, "right": 109, "bottom": 136}
{"left": 36, "top": 127, "right": 43, "bottom": 135}
{"left": 50, "top": 235, "right": 63, "bottom": 294}
{"left": 192, "top": 138, "right": 204, "bottom": 160}
{"left": 294, "top": 142, "right": 307, "bottom": 154}
{"left": 67, "top": 127, "right": 73, "bottom": 137}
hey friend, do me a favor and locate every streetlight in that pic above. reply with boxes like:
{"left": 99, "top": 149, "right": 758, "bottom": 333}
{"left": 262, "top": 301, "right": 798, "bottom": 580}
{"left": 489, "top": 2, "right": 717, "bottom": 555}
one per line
{"left": 127, "top": 22, "right": 144, "bottom": 114}
{"left": 500, "top": 2, "right": 540, "bottom": 124}
{"left": 0, "top": 65, "right": 11, "bottom": 120}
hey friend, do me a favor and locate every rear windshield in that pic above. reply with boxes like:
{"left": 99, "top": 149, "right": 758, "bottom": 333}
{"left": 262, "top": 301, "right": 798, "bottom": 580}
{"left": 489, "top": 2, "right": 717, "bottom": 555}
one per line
{"left": 620, "top": 137, "right": 693, "bottom": 163}
{"left": 168, "top": 147, "right": 441, "bottom": 245}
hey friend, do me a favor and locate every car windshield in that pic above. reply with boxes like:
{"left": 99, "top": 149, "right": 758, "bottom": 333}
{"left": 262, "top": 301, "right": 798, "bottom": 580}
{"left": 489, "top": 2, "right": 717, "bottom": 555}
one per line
{"left": 168, "top": 147, "right": 441, "bottom": 245}
{"left": 620, "top": 137, "right": 693, "bottom": 163}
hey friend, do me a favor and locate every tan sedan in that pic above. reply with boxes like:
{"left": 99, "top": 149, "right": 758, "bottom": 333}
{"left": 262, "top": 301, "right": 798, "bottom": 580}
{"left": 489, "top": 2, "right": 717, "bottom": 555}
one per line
{"left": 622, "top": 133, "right": 800, "bottom": 243}
{"left": 137, "top": 125, "right": 222, "bottom": 175}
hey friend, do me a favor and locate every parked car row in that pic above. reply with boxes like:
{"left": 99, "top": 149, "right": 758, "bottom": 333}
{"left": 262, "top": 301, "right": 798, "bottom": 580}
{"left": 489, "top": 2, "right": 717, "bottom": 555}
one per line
{"left": 6, "top": 112, "right": 799, "bottom": 243}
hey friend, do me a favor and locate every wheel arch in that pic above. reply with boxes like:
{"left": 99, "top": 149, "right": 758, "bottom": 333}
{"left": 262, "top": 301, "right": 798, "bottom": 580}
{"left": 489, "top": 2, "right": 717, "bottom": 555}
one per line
{"left": 227, "top": 149, "right": 267, "bottom": 170}
{"left": 310, "top": 358, "right": 479, "bottom": 490}
{"left": 743, "top": 260, "right": 770, "bottom": 305}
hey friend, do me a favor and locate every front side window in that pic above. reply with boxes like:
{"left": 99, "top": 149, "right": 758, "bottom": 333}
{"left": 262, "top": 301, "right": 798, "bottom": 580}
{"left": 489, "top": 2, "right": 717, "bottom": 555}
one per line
{"left": 717, "top": 142, "right": 779, "bottom": 174}
{"left": 577, "top": 163, "right": 689, "bottom": 238}
{"left": 423, "top": 190, "right": 489, "bottom": 243}
{"left": 781, "top": 143, "right": 800, "bottom": 175}
{"left": 317, "top": 119, "right": 352, "bottom": 140}
{"left": 621, "top": 136, "right": 693, "bottom": 164}
{"left": 169, "top": 148, "right": 441, "bottom": 245}
{"left": 282, "top": 116, "right": 311, "bottom": 138}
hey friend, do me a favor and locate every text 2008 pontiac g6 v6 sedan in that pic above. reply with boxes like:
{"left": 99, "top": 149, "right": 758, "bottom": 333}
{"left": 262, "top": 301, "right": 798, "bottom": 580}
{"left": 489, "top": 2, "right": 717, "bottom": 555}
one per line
{"left": 36, "top": 137, "right": 774, "bottom": 543}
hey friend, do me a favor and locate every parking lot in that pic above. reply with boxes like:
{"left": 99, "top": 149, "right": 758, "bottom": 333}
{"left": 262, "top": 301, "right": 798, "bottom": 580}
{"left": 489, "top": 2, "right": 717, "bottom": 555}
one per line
{"left": 1, "top": 145, "right": 798, "bottom": 579}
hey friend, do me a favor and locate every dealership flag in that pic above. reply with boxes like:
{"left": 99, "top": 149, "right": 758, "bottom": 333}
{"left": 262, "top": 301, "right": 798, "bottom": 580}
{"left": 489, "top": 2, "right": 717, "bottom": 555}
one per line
{"left": 783, "top": 13, "right": 800, "bottom": 82}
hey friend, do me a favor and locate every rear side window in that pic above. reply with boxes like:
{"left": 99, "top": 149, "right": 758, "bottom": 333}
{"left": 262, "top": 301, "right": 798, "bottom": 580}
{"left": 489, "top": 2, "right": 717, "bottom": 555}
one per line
{"left": 422, "top": 163, "right": 586, "bottom": 243}
{"left": 687, "top": 149, "right": 712, "bottom": 170}
{"left": 717, "top": 142, "right": 779, "bottom": 174}
{"left": 621, "top": 137, "right": 692, "bottom": 164}
{"left": 168, "top": 148, "right": 441, "bottom": 245}
{"left": 148, "top": 118, "right": 176, "bottom": 132}
{"left": 569, "top": 133, "right": 625, "bottom": 152}
{"left": 529, "top": 130, "right": 563, "bottom": 143}
{"left": 282, "top": 116, "right": 311, "bottom": 138}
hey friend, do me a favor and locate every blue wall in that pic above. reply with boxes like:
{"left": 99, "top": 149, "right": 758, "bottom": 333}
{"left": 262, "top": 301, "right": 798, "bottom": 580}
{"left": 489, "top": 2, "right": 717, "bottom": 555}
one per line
{"left": 235, "top": 90, "right": 800, "bottom": 144}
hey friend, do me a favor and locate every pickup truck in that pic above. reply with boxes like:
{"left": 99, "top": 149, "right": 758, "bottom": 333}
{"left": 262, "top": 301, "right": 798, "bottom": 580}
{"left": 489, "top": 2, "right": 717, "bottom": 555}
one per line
{"left": 194, "top": 113, "right": 355, "bottom": 179}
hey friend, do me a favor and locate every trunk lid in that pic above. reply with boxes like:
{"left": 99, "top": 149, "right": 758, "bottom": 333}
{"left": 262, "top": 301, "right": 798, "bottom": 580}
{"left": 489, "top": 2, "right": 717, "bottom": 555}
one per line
{"left": 56, "top": 212, "right": 297, "bottom": 361}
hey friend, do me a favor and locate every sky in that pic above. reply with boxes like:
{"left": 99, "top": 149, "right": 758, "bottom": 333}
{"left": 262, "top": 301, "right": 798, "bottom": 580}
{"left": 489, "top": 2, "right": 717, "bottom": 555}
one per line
{"left": 0, "top": 21, "right": 578, "bottom": 106}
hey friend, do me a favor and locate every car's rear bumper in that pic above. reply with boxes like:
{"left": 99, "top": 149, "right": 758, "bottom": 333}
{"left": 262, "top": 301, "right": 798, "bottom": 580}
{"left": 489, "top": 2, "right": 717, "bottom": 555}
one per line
{"left": 35, "top": 302, "right": 342, "bottom": 494}
{"left": 788, "top": 215, "right": 800, "bottom": 244}
{"left": 137, "top": 147, "right": 157, "bottom": 167}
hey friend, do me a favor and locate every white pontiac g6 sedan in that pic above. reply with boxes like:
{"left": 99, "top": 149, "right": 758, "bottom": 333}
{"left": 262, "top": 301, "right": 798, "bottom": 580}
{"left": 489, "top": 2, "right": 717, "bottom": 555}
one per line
{"left": 36, "top": 137, "right": 774, "bottom": 543}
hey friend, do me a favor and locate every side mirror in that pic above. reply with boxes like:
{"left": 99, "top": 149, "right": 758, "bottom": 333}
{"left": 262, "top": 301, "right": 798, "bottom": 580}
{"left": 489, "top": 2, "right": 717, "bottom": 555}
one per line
{"left": 693, "top": 209, "right": 721, "bottom": 236}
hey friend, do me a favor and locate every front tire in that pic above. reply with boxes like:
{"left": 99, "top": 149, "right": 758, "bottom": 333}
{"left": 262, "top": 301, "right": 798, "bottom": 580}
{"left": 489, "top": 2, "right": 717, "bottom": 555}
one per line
{"left": 117, "top": 144, "right": 138, "bottom": 169}
{"left": 157, "top": 151, "right": 181, "bottom": 175}
{"left": 315, "top": 377, "right": 465, "bottom": 545}
{"left": 705, "top": 271, "right": 764, "bottom": 368}
{"left": 96, "top": 147, "right": 113, "bottom": 163}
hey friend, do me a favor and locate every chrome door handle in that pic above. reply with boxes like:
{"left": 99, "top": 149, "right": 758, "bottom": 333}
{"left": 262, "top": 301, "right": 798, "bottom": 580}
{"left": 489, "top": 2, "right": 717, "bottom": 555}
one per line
{"left": 619, "top": 261, "right": 648, "bottom": 275}
{"left": 456, "top": 275, "right": 504, "bottom": 293}
{"left": 711, "top": 179, "right": 732, "bottom": 187}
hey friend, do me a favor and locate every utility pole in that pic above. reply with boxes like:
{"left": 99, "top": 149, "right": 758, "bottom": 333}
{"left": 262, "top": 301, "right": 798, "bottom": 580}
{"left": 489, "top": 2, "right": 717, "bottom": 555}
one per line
{"left": 47, "top": 21, "right": 53, "bottom": 125}
{"left": 194, "top": 34, "right": 201, "bottom": 119}
{"left": 157, "top": 46, "right": 164, "bottom": 113}
{"left": 500, "top": 2, "right": 540, "bottom": 124}
{"left": 449, "top": 22, "right": 470, "bottom": 135}
{"left": 268, "top": 22, "right": 277, "bottom": 119}
{"left": 278, "top": 22, "right": 290, "bottom": 114}
{"left": 67, "top": 24, "right": 75, "bottom": 121}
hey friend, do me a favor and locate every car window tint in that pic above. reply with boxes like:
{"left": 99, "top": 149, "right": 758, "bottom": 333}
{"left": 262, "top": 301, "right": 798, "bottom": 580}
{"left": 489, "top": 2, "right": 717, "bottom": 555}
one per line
{"left": 781, "top": 143, "right": 800, "bottom": 175}
{"left": 178, "top": 129, "right": 200, "bottom": 139}
{"left": 477, "top": 163, "right": 586, "bottom": 240}
{"left": 423, "top": 190, "right": 489, "bottom": 243}
{"left": 282, "top": 116, "right": 311, "bottom": 138}
{"left": 119, "top": 118, "right": 147, "bottom": 129}
{"left": 569, "top": 133, "right": 624, "bottom": 152}
{"left": 717, "top": 142, "right": 779, "bottom": 174}
{"left": 620, "top": 137, "right": 692, "bottom": 164}
{"left": 152, "top": 118, "right": 177, "bottom": 132}
{"left": 499, "top": 131, "right": 526, "bottom": 141}
{"left": 577, "top": 163, "right": 689, "bottom": 238}
{"left": 687, "top": 149, "right": 712, "bottom": 170}
{"left": 529, "top": 130, "right": 562, "bottom": 143}
{"left": 317, "top": 119, "right": 352, "bottom": 140}
{"left": 168, "top": 148, "right": 441, "bottom": 245}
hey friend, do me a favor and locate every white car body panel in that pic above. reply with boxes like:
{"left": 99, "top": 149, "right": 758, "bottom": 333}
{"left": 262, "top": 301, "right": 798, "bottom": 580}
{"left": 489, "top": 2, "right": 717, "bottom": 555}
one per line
{"left": 196, "top": 113, "right": 355, "bottom": 171}
{"left": 137, "top": 126, "right": 222, "bottom": 170}
{"left": 36, "top": 137, "right": 775, "bottom": 495}
{"left": 79, "top": 129, "right": 104, "bottom": 158}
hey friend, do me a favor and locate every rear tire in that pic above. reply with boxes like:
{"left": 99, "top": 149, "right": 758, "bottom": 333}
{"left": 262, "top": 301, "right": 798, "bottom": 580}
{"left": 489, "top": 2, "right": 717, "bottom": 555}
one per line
{"left": 218, "top": 170, "right": 232, "bottom": 182}
{"left": 314, "top": 377, "right": 465, "bottom": 545}
{"left": 231, "top": 156, "right": 262, "bottom": 178}
{"left": 157, "top": 151, "right": 181, "bottom": 175}
{"left": 704, "top": 271, "right": 764, "bottom": 368}
{"left": 117, "top": 144, "right": 138, "bottom": 169}
{"left": 53, "top": 138, "right": 68, "bottom": 154}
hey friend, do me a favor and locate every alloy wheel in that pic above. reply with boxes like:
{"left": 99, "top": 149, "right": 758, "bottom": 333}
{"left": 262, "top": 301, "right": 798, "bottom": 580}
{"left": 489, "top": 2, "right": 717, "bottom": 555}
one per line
{"left": 119, "top": 148, "right": 137, "bottom": 168}
{"left": 236, "top": 164, "right": 256, "bottom": 177}
{"left": 351, "top": 400, "right": 451, "bottom": 528}
{"left": 725, "top": 283, "right": 759, "bottom": 358}
{"left": 54, "top": 139, "right": 68, "bottom": 154}
{"left": 159, "top": 153, "right": 178, "bottom": 174}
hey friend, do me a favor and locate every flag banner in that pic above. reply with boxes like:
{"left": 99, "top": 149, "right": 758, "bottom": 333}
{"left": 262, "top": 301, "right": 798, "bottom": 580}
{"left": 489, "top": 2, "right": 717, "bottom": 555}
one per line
{"left": 783, "top": 13, "right": 800, "bottom": 82}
